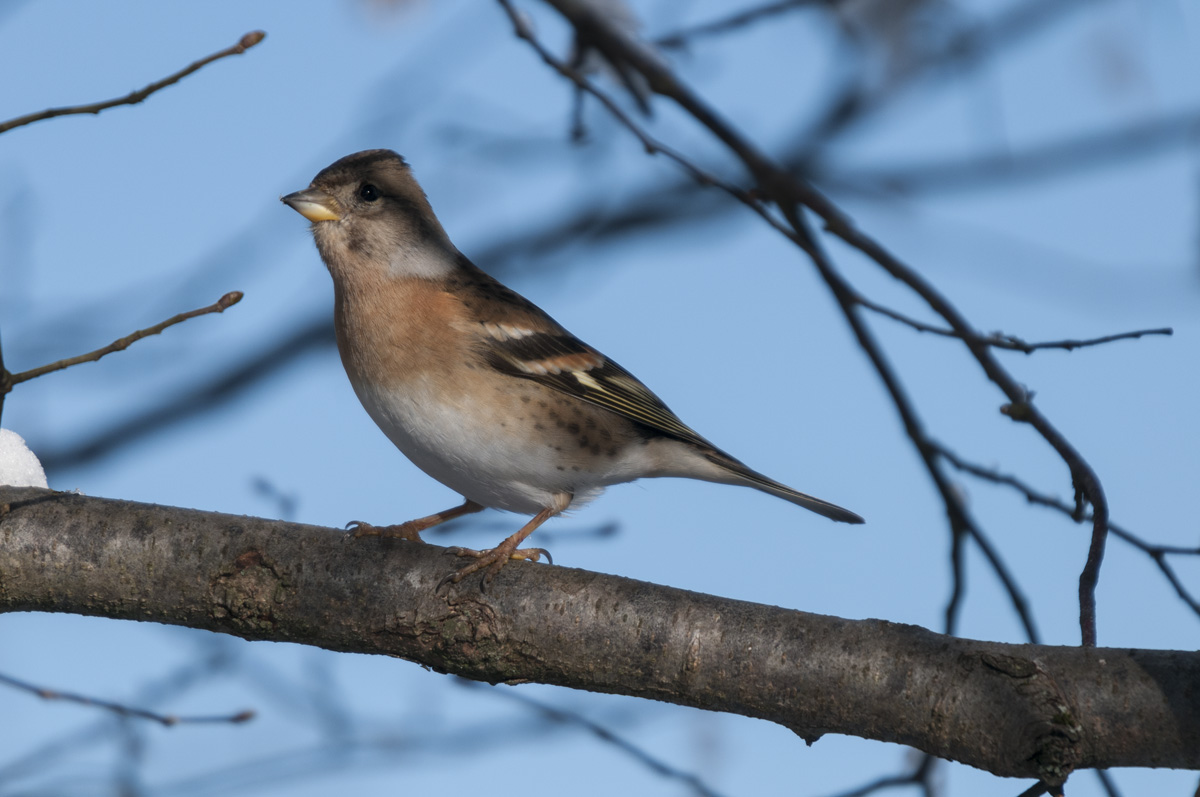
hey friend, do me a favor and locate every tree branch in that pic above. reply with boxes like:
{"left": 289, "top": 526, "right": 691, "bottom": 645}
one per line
{"left": 0, "top": 487, "right": 1197, "bottom": 786}
{"left": 528, "top": 0, "right": 1112, "bottom": 647}
{"left": 501, "top": 0, "right": 1041, "bottom": 643}
{"left": 0, "top": 32, "right": 266, "bottom": 135}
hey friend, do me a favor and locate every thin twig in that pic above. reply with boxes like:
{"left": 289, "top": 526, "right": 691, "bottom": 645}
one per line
{"left": 6, "top": 291, "right": 242, "bottom": 388}
{"left": 461, "top": 680, "right": 728, "bottom": 797}
{"left": 785, "top": 204, "right": 1043, "bottom": 643}
{"left": 0, "top": 31, "right": 266, "bottom": 135}
{"left": 860, "top": 297, "right": 1172, "bottom": 353}
{"left": 653, "top": 0, "right": 821, "bottom": 50}
{"left": 932, "top": 442, "right": 1200, "bottom": 619}
{"left": 795, "top": 0, "right": 1102, "bottom": 167}
{"left": 0, "top": 671, "right": 254, "bottom": 727}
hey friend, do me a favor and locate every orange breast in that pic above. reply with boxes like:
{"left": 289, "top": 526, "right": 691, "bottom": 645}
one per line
{"left": 333, "top": 276, "right": 468, "bottom": 392}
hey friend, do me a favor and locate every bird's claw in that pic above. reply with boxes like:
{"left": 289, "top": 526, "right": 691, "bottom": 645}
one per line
{"left": 437, "top": 545, "right": 553, "bottom": 592}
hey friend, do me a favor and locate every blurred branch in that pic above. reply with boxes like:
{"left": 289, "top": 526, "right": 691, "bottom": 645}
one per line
{"left": 831, "top": 108, "right": 1200, "bottom": 195}
{"left": 38, "top": 317, "right": 332, "bottom": 472}
{"left": 462, "top": 679, "right": 727, "bottom": 797}
{"left": 0, "top": 670, "right": 253, "bottom": 727}
{"left": 2, "top": 486, "right": 1197, "bottom": 783}
{"left": 0, "top": 31, "right": 266, "bottom": 135}
{"left": 0, "top": 640, "right": 246, "bottom": 788}
{"left": 860, "top": 298, "right": 1173, "bottom": 353}
{"left": 653, "top": 0, "right": 824, "bottom": 50}
{"left": 1016, "top": 781, "right": 1055, "bottom": 797}
{"left": 1094, "top": 769, "right": 1122, "bottom": 797}
{"left": 795, "top": 0, "right": 1107, "bottom": 164}
{"left": 823, "top": 753, "right": 937, "bottom": 797}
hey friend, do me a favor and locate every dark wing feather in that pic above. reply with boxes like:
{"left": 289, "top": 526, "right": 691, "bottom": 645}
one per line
{"left": 486, "top": 331, "right": 714, "bottom": 449}
{"left": 451, "top": 255, "right": 715, "bottom": 449}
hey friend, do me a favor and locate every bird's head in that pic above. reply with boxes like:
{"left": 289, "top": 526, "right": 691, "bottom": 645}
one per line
{"left": 282, "top": 149, "right": 456, "bottom": 281}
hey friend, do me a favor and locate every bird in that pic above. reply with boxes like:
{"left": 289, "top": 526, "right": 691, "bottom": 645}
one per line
{"left": 281, "top": 149, "right": 862, "bottom": 588}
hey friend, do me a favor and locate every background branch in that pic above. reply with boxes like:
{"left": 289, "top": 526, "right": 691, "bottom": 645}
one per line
{"left": 0, "top": 671, "right": 253, "bottom": 727}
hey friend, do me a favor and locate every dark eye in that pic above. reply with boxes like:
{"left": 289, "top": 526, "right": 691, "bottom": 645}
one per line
{"left": 358, "top": 183, "right": 380, "bottom": 202}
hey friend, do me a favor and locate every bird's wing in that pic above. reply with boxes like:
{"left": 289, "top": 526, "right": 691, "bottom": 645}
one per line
{"left": 454, "top": 260, "right": 712, "bottom": 449}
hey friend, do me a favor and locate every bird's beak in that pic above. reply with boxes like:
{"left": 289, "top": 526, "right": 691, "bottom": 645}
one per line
{"left": 281, "top": 188, "right": 342, "bottom": 222}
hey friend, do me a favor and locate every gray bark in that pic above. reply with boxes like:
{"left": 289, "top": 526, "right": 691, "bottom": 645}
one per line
{"left": 0, "top": 486, "right": 1195, "bottom": 787}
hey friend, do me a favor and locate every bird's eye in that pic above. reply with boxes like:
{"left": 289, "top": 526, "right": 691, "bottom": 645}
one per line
{"left": 358, "top": 184, "right": 380, "bottom": 202}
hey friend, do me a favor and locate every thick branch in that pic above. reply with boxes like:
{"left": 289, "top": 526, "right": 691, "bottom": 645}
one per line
{"left": 0, "top": 487, "right": 1196, "bottom": 785}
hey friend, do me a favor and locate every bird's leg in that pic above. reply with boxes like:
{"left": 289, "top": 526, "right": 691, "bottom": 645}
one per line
{"left": 440, "top": 503, "right": 562, "bottom": 590}
{"left": 348, "top": 499, "right": 484, "bottom": 543}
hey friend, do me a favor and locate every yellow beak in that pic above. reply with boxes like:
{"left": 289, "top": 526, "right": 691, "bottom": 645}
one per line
{"left": 281, "top": 188, "right": 341, "bottom": 222}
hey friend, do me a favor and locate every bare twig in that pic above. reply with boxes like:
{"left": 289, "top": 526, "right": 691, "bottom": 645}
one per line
{"left": 5, "top": 291, "right": 242, "bottom": 389}
{"left": 860, "top": 297, "right": 1172, "bottom": 354}
{"left": 653, "top": 0, "right": 822, "bottom": 50}
{"left": 800, "top": 199, "right": 1113, "bottom": 647}
{"left": 462, "top": 680, "right": 727, "bottom": 797}
{"left": 0, "top": 671, "right": 253, "bottom": 727}
{"left": 0, "top": 31, "right": 266, "bottom": 135}
{"left": 932, "top": 442, "right": 1200, "bottom": 619}
{"left": 781, "top": 205, "right": 1040, "bottom": 644}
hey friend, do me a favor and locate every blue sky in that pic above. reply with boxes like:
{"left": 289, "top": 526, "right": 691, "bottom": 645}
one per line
{"left": 1, "top": 1, "right": 1198, "bottom": 795}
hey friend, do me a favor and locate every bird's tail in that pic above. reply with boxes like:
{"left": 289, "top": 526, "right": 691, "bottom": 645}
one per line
{"left": 705, "top": 452, "right": 864, "bottom": 524}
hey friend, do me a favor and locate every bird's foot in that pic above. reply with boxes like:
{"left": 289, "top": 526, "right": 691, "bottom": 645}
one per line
{"left": 347, "top": 500, "right": 484, "bottom": 545}
{"left": 438, "top": 543, "right": 553, "bottom": 591}
{"left": 346, "top": 520, "right": 424, "bottom": 543}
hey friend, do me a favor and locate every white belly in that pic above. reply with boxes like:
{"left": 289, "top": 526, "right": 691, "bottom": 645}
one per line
{"left": 351, "top": 377, "right": 653, "bottom": 514}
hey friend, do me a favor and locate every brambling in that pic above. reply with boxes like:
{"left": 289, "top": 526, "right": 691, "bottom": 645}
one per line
{"left": 282, "top": 149, "right": 862, "bottom": 588}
